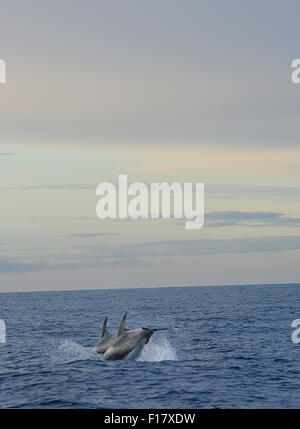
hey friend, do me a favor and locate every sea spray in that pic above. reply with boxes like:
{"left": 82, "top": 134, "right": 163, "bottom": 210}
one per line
{"left": 137, "top": 334, "right": 177, "bottom": 362}
{"left": 50, "top": 339, "right": 98, "bottom": 364}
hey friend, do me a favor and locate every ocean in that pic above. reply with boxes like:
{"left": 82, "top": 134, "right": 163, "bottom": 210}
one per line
{"left": 0, "top": 284, "right": 300, "bottom": 408}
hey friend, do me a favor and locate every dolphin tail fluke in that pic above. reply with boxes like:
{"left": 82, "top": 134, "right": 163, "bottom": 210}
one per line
{"left": 101, "top": 316, "right": 109, "bottom": 338}
{"left": 117, "top": 312, "right": 127, "bottom": 336}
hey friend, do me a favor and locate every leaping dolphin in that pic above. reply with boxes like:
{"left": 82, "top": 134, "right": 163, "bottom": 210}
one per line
{"left": 94, "top": 313, "right": 128, "bottom": 354}
{"left": 103, "top": 320, "right": 167, "bottom": 361}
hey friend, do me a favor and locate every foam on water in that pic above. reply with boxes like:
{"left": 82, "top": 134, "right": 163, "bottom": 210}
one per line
{"left": 50, "top": 339, "right": 98, "bottom": 364}
{"left": 137, "top": 334, "right": 177, "bottom": 362}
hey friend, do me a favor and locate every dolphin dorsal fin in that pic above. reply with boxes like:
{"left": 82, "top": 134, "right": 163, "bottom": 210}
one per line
{"left": 117, "top": 312, "right": 127, "bottom": 336}
{"left": 101, "top": 317, "right": 109, "bottom": 338}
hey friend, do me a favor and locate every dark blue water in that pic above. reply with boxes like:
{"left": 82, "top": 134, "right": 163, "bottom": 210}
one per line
{"left": 0, "top": 284, "right": 300, "bottom": 408}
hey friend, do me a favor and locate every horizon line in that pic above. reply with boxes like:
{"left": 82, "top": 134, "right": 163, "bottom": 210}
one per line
{"left": 0, "top": 281, "right": 299, "bottom": 295}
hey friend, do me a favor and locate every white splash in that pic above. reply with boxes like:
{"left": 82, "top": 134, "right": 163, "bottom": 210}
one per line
{"left": 50, "top": 339, "right": 98, "bottom": 364}
{"left": 49, "top": 335, "right": 177, "bottom": 364}
{"left": 137, "top": 334, "right": 177, "bottom": 362}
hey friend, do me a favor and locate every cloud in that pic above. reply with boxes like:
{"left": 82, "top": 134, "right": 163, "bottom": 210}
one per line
{"left": 175, "top": 211, "right": 300, "bottom": 228}
{"left": 113, "top": 235, "right": 300, "bottom": 258}
{"left": 0, "top": 254, "right": 145, "bottom": 273}
{"left": 208, "top": 185, "right": 300, "bottom": 200}
{"left": 1, "top": 184, "right": 94, "bottom": 191}
{"left": 1, "top": 2, "right": 300, "bottom": 146}
{"left": 2, "top": 235, "right": 300, "bottom": 274}
{"left": 65, "top": 233, "right": 120, "bottom": 238}
{"left": 0, "top": 258, "right": 45, "bottom": 273}
{"left": 0, "top": 152, "right": 15, "bottom": 156}
{"left": 204, "top": 211, "right": 300, "bottom": 228}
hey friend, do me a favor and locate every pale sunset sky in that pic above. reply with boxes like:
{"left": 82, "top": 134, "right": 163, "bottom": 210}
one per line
{"left": 1, "top": 0, "right": 300, "bottom": 292}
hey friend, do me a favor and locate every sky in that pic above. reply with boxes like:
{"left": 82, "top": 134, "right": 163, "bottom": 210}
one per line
{"left": 1, "top": 0, "right": 300, "bottom": 292}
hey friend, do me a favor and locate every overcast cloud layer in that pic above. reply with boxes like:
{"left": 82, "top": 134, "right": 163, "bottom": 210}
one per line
{"left": 1, "top": 0, "right": 300, "bottom": 144}
{"left": 1, "top": 1, "right": 300, "bottom": 291}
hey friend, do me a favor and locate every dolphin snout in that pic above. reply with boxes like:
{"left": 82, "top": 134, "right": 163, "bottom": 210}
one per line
{"left": 142, "top": 326, "right": 167, "bottom": 332}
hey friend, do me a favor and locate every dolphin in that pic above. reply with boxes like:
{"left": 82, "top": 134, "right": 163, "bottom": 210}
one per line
{"left": 94, "top": 313, "right": 128, "bottom": 354}
{"left": 103, "top": 321, "right": 167, "bottom": 361}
